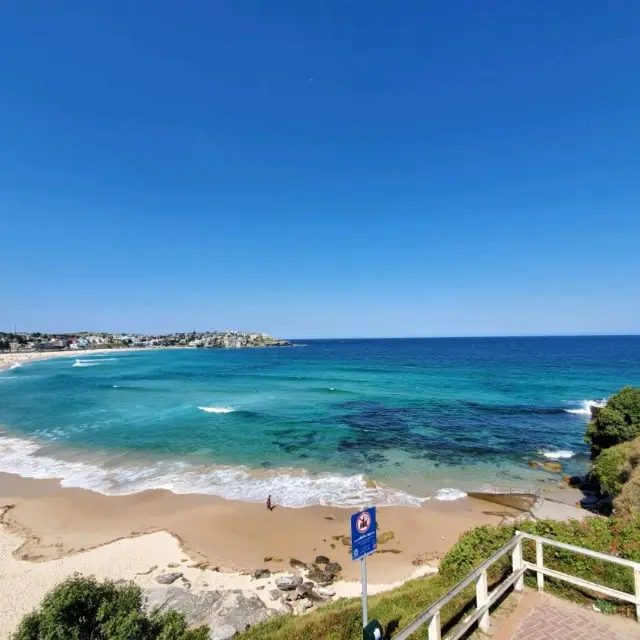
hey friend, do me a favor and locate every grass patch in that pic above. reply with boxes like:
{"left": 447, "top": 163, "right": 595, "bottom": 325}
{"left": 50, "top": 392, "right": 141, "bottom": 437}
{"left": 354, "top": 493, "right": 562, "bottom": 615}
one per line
{"left": 241, "top": 572, "right": 475, "bottom": 640}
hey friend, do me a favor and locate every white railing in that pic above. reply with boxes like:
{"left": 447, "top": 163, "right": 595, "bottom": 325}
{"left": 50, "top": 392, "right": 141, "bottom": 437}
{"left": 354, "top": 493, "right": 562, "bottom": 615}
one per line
{"left": 393, "top": 531, "right": 640, "bottom": 640}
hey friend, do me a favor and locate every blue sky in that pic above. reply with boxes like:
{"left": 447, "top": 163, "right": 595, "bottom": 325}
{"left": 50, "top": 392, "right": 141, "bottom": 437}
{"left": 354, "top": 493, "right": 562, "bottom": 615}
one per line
{"left": 1, "top": 1, "right": 638, "bottom": 338}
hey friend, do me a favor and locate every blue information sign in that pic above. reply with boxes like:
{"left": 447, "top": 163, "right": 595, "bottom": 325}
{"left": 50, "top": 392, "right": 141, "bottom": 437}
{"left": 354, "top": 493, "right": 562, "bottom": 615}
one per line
{"left": 351, "top": 506, "right": 377, "bottom": 561}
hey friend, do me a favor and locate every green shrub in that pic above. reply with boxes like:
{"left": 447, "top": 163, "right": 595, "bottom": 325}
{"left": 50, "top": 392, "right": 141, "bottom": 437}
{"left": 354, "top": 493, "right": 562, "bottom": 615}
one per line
{"left": 614, "top": 466, "right": 640, "bottom": 518}
{"left": 585, "top": 387, "right": 640, "bottom": 456}
{"left": 439, "top": 524, "right": 514, "bottom": 582}
{"left": 12, "top": 575, "right": 209, "bottom": 640}
{"left": 592, "top": 437, "right": 640, "bottom": 497}
{"left": 440, "top": 516, "right": 640, "bottom": 606}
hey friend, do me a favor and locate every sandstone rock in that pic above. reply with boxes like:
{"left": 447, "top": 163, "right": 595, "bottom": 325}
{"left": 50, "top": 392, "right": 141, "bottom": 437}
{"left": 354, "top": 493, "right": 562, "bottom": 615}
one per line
{"left": 210, "top": 625, "right": 237, "bottom": 640}
{"left": 527, "top": 460, "right": 540, "bottom": 469}
{"left": 295, "top": 598, "right": 312, "bottom": 615}
{"left": 252, "top": 568, "right": 271, "bottom": 580}
{"left": 155, "top": 572, "right": 183, "bottom": 584}
{"left": 277, "top": 601, "right": 293, "bottom": 615}
{"left": 306, "top": 567, "right": 333, "bottom": 585}
{"left": 314, "top": 555, "right": 330, "bottom": 564}
{"left": 365, "top": 479, "right": 377, "bottom": 488}
{"left": 143, "top": 587, "right": 269, "bottom": 632}
{"left": 276, "top": 574, "right": 303, "bottom": 591}
{"left": 325, "top": 562, "right": 342, "bottom": 574}
{"left": 295, "top": 584, "right": 312, "bottom": 599}
{"left": 316, "top": 586, "right": 336, "bottom": 597}
{"left": 289, "top": 558, "right": 309, "bottom": 570}
{"left": 543, "top": 462, "right": 563, "bottom": 473}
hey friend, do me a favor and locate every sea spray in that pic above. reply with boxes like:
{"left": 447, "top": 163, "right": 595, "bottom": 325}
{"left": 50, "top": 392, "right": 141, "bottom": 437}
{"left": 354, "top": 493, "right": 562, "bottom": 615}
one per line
{"left": 565, "top": 399, "right": 606, "bottom": 416}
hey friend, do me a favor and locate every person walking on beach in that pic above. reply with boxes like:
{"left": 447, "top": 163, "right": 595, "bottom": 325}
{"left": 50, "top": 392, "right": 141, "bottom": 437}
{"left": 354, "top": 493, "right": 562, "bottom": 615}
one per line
{"left": 266, "top": 495, "right": 272, "bottom": 511}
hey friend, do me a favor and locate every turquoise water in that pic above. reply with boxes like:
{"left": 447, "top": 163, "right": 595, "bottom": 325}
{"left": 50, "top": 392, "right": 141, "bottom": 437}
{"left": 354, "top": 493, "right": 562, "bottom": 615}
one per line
{"left": 1, "top": 337, "right": 639, "bottom": 507}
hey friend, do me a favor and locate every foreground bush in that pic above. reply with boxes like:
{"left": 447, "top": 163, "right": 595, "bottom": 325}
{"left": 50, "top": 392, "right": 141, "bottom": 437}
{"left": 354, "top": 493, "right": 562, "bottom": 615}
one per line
{"left": 585, "top": 386, "right": 640, "bottom": 456}
{"left": 13, "top": 575, "right": 209, "bottom": 640}
{"left": 591, "top": 437, "right": 640, "bottom": 497}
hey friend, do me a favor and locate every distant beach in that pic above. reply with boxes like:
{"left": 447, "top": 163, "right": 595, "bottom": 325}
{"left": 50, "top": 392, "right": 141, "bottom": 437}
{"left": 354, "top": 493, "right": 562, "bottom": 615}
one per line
{"left": 0, "top": 346, "right": 158, "bottom": 373}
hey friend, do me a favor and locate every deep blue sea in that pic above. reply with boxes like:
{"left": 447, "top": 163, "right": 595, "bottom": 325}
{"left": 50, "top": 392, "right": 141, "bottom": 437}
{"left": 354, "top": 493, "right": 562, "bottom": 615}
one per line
{"left": 1, "top": 337, "right": 639, "bottom": 507}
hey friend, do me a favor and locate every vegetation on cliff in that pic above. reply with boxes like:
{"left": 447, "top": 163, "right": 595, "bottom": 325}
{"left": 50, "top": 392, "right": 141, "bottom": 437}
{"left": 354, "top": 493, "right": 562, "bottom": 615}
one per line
{"left": 591, "top": 437, "right": 640, "bottom": 498}
{"left": 585, "top": 386, "right": 640, "bottom": 456}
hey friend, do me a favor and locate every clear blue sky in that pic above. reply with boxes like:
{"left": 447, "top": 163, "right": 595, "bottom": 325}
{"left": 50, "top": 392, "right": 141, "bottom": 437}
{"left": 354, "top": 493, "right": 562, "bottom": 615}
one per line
{"left": 1, "top": 1, "right": 638, "bottom": 338}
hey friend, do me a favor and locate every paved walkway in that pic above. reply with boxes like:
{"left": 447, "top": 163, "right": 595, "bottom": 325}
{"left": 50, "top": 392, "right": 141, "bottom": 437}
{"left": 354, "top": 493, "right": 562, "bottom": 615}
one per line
{"left": 531, "top": 498, "right": 592, "bottom": 522}
{"left": 494, "top": 592, "right": 640, "bottom": 640}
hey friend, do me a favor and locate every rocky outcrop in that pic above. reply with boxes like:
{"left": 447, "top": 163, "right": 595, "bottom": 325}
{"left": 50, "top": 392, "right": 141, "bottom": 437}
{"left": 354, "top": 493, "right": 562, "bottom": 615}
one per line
{"left": 275, "top": 574, "right": 303, "bottom": 591}
{"left": 306, "top": 567, "right": 334, "bottom": 585}
{"left": 251, "top": 568, "right": 270, "bottom": 580}
{"left": 190, "top": 331, "right": 292, "bottom": 349}
{"left": 210, "top": 625, "right": 237, "bottom": 640}
{"left": 143, "top": 587, "right": 270, "bottom": 634}
{"left": 155, "top": 572, "right": 183, "bottom": 584}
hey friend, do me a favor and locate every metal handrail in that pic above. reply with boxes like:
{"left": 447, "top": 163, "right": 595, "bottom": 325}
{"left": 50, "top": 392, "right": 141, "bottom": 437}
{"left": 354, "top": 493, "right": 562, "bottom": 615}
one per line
{"left": 393, "top": 531, "right": 640, "bottom": 639}
{"left": 488, "top": 485, "right": 541, "bottom": 498}
{"left": 394, "top": 534, "right": 524, "bottom": 640}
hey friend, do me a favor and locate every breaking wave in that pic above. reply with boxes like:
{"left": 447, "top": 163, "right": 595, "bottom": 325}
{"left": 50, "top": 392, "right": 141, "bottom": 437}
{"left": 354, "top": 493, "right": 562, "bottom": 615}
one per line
{"left": 538, "top": 449, "right": 575, "bottom": 460}
{"left": 72, "top": 360, "right": 103, "bottom": 368}
{"left": 433, "top": 488, "right": 467, "bottom": 501}
{"left": 198, "top": 406, "right": 234, "bottom": 414}
{"left": 564, "top": 399, "right": 606, "bottom": 416}
{"left": 0, "top": 434, "right": 425, "bottom": 508}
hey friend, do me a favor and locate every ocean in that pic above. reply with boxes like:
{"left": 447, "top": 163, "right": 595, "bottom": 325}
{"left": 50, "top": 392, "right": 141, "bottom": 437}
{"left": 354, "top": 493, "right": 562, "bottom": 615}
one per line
{"left": 1, "top": 337, "right": 639, "bottom": 508}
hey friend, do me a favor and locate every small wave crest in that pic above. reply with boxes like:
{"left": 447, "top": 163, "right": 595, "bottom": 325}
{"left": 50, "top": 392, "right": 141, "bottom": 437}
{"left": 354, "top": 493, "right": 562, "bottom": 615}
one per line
{"left": 565, "top": 399, "right": 606, "bottom": 416}
{"left": 9, "top": 362, "right": 22, "bottom": 370}
{"left": 0, "top": 434, "right": 425, "bottom": 508}
{"left": 72, "top": 360, "right": 103, "bottom": 368}
{"left": 433, "top": 488, "right": 467, "bottom": 501}
{"left": 538, "top": 449, "right": 575, "bottom": 460}
{"left": 198, "top": 406, "right": 234, "bottom": 414}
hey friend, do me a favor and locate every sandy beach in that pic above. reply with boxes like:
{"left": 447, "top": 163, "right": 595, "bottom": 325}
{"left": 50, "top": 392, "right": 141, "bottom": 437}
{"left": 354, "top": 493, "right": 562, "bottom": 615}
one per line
{"left": 0, "top": 347, "right": 159, "bottom": 373}
{"left": 0, "top": 471, "right": 511, "bottom": 637}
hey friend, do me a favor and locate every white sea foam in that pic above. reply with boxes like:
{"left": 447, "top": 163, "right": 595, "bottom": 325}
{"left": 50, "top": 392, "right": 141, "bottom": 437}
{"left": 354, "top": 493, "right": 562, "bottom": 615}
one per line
{"left": 565, "top": 399, "right": 606, "bottom": 416}
{"left": 434, "top": 488, "right": 467, "bottom": 501}
{"left": 539, "top": 449, "right": 575, "bottom": 460}
{"left": 9, "top": 362, "right": 22, "bottom": 370}
{"left": 0, "top": 434, "right": 426, "bottom": 508}
{"left": 198, "top": 406, "right": 234, "bottom": 414}
{"left": 72, "top": 360, "right": 102, "bottom": 368}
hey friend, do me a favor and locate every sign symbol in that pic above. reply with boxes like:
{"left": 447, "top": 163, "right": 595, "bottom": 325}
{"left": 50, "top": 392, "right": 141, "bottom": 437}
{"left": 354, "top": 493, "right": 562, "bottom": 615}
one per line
{"left": 356, "top": 512, "right": 371, "bottom": 534}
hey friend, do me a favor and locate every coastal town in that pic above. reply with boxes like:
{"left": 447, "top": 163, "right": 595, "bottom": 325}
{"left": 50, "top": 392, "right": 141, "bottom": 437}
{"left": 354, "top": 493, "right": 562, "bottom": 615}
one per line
{"left": 0, "top": 330, "right": 292, "bottom": 352}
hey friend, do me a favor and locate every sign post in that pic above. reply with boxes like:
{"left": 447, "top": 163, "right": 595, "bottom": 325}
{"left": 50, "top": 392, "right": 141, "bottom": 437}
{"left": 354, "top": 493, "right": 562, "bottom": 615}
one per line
{"left": 351, "top": 506, "right": 381, "bottom": 638}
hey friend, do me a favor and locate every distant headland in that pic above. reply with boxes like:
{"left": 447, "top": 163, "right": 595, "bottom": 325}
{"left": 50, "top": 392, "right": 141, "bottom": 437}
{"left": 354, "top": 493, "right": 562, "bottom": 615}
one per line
{"left": 0, "top": 330, "right": 293, "bottom": 353}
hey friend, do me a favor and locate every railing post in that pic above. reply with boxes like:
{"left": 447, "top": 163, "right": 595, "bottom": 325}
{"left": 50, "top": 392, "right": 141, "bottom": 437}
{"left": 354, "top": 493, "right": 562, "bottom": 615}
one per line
{"left": 428, "top": 610, "right": 441, "bottom": 640}
{"left": 476, "top": 570, "right": 490, "bottom": 633}
{"left": 536, "top": 540, "right": 544, "bottom": 592}
{"left": 512, "top": 535, "right": 524, "bottom": 592}
{"left": 634, "top": 568, "right": 640, "bottom": 622}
